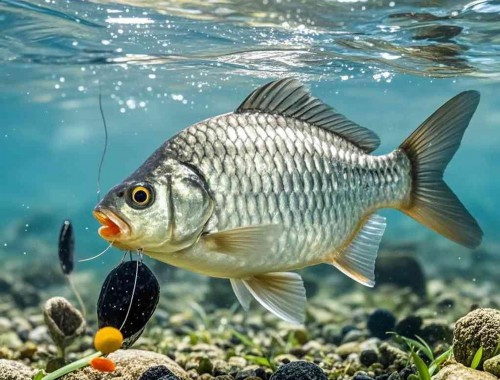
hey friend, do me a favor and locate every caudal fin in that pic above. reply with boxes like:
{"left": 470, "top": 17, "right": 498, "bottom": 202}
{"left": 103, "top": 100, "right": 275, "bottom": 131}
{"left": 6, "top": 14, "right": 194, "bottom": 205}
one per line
{"left": 399, "top": 91, "right": 483, "bottom": 249}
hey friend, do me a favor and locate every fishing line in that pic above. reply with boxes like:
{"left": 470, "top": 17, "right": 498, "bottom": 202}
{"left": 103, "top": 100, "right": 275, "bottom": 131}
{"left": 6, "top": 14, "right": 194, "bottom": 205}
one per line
{"left": 66, "top": 275, "right": 87, "bottom": 317}
{"left": 96, "top": 85, "right": 109, "bottom": 203}
{"left": 78, "top": 241, "right": 113, "bottom": 262}
{"left": 119, "top": 259, "right": 139, "bottom": 332}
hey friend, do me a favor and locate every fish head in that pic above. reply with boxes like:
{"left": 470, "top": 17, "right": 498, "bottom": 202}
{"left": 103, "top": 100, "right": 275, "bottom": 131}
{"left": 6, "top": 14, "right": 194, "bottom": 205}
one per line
{"left": 94, "top": 157, "right": 214, "bottom": 253}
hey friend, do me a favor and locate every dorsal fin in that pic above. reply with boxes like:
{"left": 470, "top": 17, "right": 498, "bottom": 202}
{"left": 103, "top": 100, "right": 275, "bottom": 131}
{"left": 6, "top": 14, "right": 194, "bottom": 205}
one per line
{"left": 236, "top": 78, "right": 380, "bottom": 153}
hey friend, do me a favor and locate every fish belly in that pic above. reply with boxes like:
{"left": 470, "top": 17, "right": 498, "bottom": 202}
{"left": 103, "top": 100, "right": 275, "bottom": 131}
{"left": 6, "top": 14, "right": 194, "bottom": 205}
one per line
{"left": 163, "top": 112, "right": 411, "bottom": 278}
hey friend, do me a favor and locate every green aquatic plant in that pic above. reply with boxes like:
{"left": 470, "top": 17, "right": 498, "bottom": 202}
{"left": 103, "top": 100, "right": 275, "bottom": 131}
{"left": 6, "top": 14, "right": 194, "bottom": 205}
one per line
{"left": 230, "top": 329, "right": 277, "bottom": 371}
{"left": 391, "top": 333, "right": 452, "bottom": 379}
{"left": 470, "top": 346, "right": 483, "bottom": 369}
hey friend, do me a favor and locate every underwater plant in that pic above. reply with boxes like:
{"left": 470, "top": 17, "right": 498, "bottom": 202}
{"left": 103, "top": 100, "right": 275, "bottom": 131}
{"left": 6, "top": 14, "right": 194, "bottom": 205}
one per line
{"left": 391, "top": 333, "right": 452, "bottom": 380}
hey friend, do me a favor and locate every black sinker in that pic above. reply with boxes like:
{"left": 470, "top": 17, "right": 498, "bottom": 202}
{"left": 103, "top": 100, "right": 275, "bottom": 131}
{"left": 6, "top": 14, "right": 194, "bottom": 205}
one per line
{"left": 58, "top": 220, "right": 74, "bottom": 276}
{"left": 97, "top": 260, "right": 160, "bottom": 348}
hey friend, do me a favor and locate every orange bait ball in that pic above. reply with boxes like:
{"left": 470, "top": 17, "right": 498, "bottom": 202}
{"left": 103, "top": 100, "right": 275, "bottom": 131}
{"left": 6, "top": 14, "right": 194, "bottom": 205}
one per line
{"left": 94, "top": 326, "right": 123, "bottom": 355}
{"left": 90, "top": 357, "right": 116, "bottom": 372}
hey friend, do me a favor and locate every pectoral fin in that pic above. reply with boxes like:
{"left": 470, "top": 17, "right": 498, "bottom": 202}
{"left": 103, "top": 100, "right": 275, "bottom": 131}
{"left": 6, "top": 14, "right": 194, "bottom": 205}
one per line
{"left": 236, "top": 272, "right": 306, "bottom": 324}
{"left": 331, "top": 213, "right": 386, "bottom": 287}
{"left": 202, "top": 225, "right": 282, "bottom": 256}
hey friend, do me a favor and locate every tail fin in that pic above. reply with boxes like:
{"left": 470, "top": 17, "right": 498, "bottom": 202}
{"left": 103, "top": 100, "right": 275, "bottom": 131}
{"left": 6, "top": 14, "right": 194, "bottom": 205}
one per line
{"left": 399, "top": 91, "right": 483, "bottom": 249}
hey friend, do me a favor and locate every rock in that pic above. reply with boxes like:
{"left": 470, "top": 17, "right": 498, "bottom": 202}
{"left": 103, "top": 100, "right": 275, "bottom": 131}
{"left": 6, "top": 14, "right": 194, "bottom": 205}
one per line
{"left": 235, "top": 368, "right": 266, "bottom": 380}
{"left": 61, "top": 349, "right": 187, "bottom": 379}
{"left": 0, "top": 359, "right": 36, "bottom": 380}
{"left": 420, "top": 321, "right": 452, "bottom": 345}
{"left": 379, "top": 343, "right": 408, "bottom": 369}
{"left": 336, "top": 342, "right": 362, "bottom": 357}
{"left": 11, "top": 283, "right": 41, "bottom": 308}
{"left": 19, "top": 341, "right": 37, "bottom": 359}
{"left": 270, "top": 361, "right": 327, "bottom": 380}
{"left": 43, "top": 297, "right": 86, "bottom": 356}
{"left": 352, "top": 375, "right": 375, "bottom": 380}
{"left": 431, "top": 361, "right": 497, "bottom": 379}
{"left": 28, "top": 325, "right": 49, "bottom": 344}
{"left": 198, "top": 357, "right": 214, "bottom": 375}
{"left": 484, "top": 355, "right": 500, "bottom": 377}
{"left": 453, "top": 308, "right": 500, "bottom": 368}
{"left": 367, "top": 309, "right": 396, "bottom": 340}
{"left": 138, "top": 365, "right": 180, "bottom": 380}
{"left": 395, "top": 316, "right": 422, "bottom": 339}
{"left": 0, "top": 317, "right": 12, "bottom": 333}
{"left": 375, "top": 255, "right": 426, "bottom": 296}
{"left": 360, "top": 349, "right": 379, "bottom": 367}
{"left": 0, "top": 332, "right": 23, "bottom": 349}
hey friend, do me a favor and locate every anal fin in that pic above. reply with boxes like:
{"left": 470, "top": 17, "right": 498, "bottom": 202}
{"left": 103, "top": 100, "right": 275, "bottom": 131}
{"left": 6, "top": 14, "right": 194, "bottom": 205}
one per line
{"left": 237, "top": 272, "right": 306, "bottom": 324}
{"left": 331, "top": 214, "right": 386, "bottom": 287}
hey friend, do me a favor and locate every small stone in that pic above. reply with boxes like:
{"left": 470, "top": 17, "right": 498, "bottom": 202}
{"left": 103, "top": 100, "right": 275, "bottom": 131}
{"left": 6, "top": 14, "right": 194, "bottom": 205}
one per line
{"left": 11, "top": 283, "right": 41, "bottom": 308}
{"left": 0, "top": 332, "right": 22, "bottom": 349}
{"left": 453, "top": 308, "right": 500, "bottom": 368}
{"left": 0, "top": 317, "right": 12, "bottom": 333}
{"left": 375, "top": 255, "right": 426, "bottom": 296}
{"left": 367, "top": 309, "right": 396, "bottom": 340}
{"left": 28, "top": 326, "right": 49, "bottom": 344}
{"left": 336, "top": 342, "right": 362, "bottom": 357}
{"left": 431, "top": 360, "right": 497, "bottom": 379}
{"left": 360, "top": 349, "right": 379, "bottom": 367}
{"left": 379, "top": 343, "right": 408, "bottom": 369}
{"left": 353, "top": 375, "right": 375, "bottom": 380}
{"left": 395, "top": 316, "right": 422, "bottom": 339}
{"left": 0, "top": 359, "right": 36, "bottom": 380}
{"left": 270, "top": 361, "right": 327, "bottom": 380}
{"left": 420, "top": 321, "right": 452, "bottom": 345}
{"left": 343, "top": 329, "right": 366, "bottom": 343}
{"left": 19, "top": 342, "right": 37, "bottom": 359}
{"left": 198, "top": 357, "right": 214, "bottom": 375}
{"left": 484, "top": 354, "right": 500, "bottom": 377}
{"left": 138, "top": 364, "right": 180, "bottom": 380}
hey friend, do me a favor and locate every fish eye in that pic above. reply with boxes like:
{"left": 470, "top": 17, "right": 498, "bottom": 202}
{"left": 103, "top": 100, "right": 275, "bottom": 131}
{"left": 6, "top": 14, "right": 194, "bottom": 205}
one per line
{"left": 128, "top": 184, "right": 154, "bottom": 209}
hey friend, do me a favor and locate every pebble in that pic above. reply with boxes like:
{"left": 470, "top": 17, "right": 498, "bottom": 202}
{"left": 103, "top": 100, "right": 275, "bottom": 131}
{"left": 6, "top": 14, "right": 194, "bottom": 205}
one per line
{"left": 483, "top": 354, "right": 500, "bottom": 377}
{"left": 28, "top": 326, "right": 48, "bottom": 344}
{"left": 138, "top": 365, "right": 180, "bottom": 380}
{"left": 394, "top": 315, "right": 422, "bottom": 339}
{"left": 352, "top": 375, "right": 375, "bottom": 380}
{"left": 360, "top": 349, "right": 379, "bottom": 367}
{"left": 367, "top": 309, "right": 396, "bottom": 340}
{"left": 432, "top": 361, "right": 497, "bottom": 379}
{"left": 269, "top": 361, "right": 327, "bottom": 380}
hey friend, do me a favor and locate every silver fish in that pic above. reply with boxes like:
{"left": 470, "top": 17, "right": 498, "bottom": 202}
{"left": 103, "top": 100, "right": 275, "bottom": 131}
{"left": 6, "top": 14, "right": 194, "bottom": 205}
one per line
{"left": 94, "top": 78, "right": 482, "bottom": 323}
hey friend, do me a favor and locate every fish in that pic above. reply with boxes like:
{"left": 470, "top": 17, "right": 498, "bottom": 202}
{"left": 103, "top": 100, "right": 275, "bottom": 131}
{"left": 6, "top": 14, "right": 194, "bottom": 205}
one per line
{"left": 94, "top": 78, "right": 483, "bottom": 324}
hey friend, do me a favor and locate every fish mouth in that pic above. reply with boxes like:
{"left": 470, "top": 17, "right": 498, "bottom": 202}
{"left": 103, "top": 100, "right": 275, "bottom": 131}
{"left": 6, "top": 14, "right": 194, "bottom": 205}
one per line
{"left": 93, "top": 209, "right": 130, "bottom": 240}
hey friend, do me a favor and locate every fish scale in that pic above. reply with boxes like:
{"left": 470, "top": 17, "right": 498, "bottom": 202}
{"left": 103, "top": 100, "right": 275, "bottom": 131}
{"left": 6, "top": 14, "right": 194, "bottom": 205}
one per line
{"left": 164, "top": 112, "right": 412, "bottom": 271}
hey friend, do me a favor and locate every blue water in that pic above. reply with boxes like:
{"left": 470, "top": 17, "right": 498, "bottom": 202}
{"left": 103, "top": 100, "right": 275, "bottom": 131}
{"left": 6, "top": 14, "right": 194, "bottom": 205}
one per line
{"left": 1, "top": 0, "right": 499, "bottom": 279}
